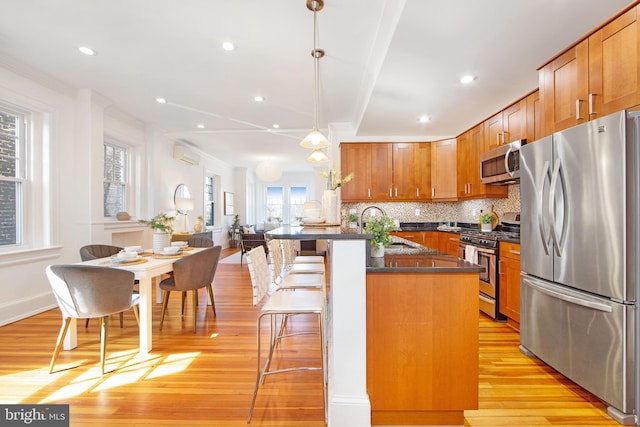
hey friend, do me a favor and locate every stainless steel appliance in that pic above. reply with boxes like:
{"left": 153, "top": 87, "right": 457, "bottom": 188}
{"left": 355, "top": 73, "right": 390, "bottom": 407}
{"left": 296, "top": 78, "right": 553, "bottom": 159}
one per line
{"left": 480, "top": 139, "right": 526, "bottom": 185}
{"left": 459, "top": 213, "right": 520, "bottom": 321}
{"left": 520, "top": 110, "right": 639, "bottom": 425}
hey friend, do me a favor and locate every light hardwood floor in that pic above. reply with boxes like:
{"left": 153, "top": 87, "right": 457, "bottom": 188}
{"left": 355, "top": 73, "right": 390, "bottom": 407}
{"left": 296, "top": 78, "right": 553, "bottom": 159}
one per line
{"left": 0, "top": 248, "right": 621, "bottom": 427}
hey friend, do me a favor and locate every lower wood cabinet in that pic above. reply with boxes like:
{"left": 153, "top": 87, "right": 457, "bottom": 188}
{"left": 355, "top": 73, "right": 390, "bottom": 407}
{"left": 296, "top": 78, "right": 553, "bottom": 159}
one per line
{"left": 390, "top": 231, "right": 424, "bottom": 245}
{"left": 367, "top": 271, "right": 479, "bottom": 425}
{"left": 438, "top": 232, "right": 460, "bottom": 256}
{"left": 499, "top": 241, "right": 521, "bottom": 330}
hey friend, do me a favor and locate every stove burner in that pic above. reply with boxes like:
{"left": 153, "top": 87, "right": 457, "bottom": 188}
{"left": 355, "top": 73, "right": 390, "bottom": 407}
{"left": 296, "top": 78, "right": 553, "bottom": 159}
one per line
{"left": 460, "top": 230, "right": 520, "bottom": 249}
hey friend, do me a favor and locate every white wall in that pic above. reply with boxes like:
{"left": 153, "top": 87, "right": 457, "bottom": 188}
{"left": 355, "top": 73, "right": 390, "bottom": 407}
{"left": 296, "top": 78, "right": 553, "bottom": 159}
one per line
{"left": 0, "top": 63, "right": 239, "bottom": 326}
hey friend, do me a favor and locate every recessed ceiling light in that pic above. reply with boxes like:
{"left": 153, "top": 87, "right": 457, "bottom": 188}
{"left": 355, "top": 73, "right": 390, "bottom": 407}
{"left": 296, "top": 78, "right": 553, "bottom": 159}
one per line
{"left": 460, "top": 75, "right": 476, "bottom": 84}
{"left": 78, "top": 46, "right": 95, "bottom": 56}
{"left": 254, "top": 95, "right": 264, "bottom": 102}
{"left": 196, "top": 124, "right": 205, "bottom": 129}
{"left": 156, "top": 97, "right": 167, "bottom": 104}
{"left": 272, "top": 124, "right": 280, "bottom": 129}
{"left": 417, "top": 116, "right": 431, "bottom": 123}
{"left": 221, "top": 41, "right": 236, "bottom": 51}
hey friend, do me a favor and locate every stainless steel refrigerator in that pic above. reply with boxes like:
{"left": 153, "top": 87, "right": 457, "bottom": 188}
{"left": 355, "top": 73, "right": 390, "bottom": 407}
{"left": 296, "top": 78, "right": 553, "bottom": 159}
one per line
{"left": 520, "top": 110, "right": 639, "bottom": 425}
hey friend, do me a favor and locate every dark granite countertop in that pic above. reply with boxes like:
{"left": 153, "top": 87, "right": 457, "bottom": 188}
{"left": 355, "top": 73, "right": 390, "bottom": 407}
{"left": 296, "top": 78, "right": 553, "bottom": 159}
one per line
{"left": 366, "top": 235, "right": 485, "bottom": 274}
{"left": 265, "top": 226, "right": 485, "bottom": 274}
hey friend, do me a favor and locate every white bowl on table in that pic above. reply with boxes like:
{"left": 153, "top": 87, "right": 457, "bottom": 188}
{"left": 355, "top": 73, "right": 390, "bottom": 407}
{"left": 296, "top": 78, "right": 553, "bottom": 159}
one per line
{"left": 124, "top": 245, "right": 143, "bottom": 253}
{"left": 162, "top": 246, "right": 181, "bottom": 255}
{"left": 116, "top": 251, "right": 140, "bottom": 261}
{"left": 171, "top": 241, "right": 188, "bottom": 247}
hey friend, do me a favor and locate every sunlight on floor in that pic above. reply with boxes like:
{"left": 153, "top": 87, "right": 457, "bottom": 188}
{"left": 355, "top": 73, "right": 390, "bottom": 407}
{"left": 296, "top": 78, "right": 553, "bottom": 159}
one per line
{"left": 0, "top": 351, "right": 200, "bottom": 404}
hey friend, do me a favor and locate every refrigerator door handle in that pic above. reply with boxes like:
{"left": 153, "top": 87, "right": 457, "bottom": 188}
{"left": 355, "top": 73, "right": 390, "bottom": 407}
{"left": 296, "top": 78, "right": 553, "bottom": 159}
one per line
{"left": 538, "top": 160, "right": 551, "bottom": 255}
{"left": 524, "top": 276, "right": 613, "bottom": 313}
{"left": 549, "top": 158, "right": 569, "bottom": 256}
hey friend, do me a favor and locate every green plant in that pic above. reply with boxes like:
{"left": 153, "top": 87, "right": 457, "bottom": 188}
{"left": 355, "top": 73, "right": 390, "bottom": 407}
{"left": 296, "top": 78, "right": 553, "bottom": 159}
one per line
{"left": 231, "top": 214, "right": 241, "bottom": 230}
{"left": 139, "top": 213, "right": 174, "bottom": 234}
{"left": 364, "top": 216, "right": 400, "bottom": 247}
{"left": 479, "top": 213, "right": 496, "bottom": 224}
{"left": 348, "top": 213, "right": 359, "bottom": 223}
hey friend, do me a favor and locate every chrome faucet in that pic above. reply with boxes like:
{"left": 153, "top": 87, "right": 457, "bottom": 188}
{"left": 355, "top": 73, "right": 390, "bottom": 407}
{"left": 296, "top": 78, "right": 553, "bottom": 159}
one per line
{"left": 359, "top": 205, "right": 387, "bottom": 233}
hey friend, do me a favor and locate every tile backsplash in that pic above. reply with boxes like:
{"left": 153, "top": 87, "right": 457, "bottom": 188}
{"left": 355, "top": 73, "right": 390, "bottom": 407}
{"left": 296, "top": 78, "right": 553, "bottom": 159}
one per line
{"left": 341, "top": 184, "right": 520, "bottom": 225}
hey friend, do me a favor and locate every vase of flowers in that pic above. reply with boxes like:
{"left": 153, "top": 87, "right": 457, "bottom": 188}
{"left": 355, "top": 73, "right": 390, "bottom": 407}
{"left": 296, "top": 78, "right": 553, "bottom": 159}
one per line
{"left": 322, "top": 169, "right": 354, "bottom": 224}
{"left": 139, "top": 213, "right": 175, "bottom": 253}
{"left": 364, "top": 216, "right": 400, "bottom": 258}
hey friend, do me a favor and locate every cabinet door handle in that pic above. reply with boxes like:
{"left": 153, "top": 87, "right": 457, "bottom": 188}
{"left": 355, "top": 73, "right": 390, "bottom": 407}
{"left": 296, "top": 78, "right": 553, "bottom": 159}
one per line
{"left": 416, "top": 188, "right": 420, "bottom": 197}
{"left": 588, "top": 93, "right": 597, "bottom": 115}
{"left": 368, "top": 188, "right": 371, "bottom": 198}
{"left": 502, "top": 131, "right": 508, "bottom": 144}
{"left": 576, "top": 99, "right": 584, "bottom": 120}
{"left": 496, "top": 133, "right": 501, "bottom": 146}
{"left": 509, "top": 250, "right": 521, "bottom": 256}
{"left": 389, "top": 187, "right": 392, "bottom": 198}
{"left": 498, "top": 259, "right": 504, "bottom": 275}
{"left": 432, "top": 187, "right": 435, "bottom": 197}
{"left": 395, "top": 188, "right": 398, "bottom": 197}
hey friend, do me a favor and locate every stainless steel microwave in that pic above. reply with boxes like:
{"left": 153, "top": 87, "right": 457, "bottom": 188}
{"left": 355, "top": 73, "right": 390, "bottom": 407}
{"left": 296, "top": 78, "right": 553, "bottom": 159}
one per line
{"left": 479, "top": 139, "right": 526, "bottom": 185}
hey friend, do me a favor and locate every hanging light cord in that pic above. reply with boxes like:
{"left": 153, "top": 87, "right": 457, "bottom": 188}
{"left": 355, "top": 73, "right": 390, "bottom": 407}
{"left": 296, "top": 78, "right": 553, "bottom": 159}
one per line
{"left": 311, "top": 1, "right": 324, "bottom": 131}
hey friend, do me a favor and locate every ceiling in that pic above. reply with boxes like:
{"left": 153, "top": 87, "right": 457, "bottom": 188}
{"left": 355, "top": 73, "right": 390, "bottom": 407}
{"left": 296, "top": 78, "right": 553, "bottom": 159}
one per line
{"left": 0, "top": 0, "right": 633, "bottom": 174}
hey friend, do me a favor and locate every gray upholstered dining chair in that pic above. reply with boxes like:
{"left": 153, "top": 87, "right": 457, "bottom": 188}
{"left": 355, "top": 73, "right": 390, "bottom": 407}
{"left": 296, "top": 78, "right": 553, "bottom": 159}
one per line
{"left": 79, "top": 244, "right": 137, "bottom": 328}
{"left": 80, "top": 244, "right": 122, "bottom": 261}
{"left": 186, "top": 236, "right": 213, "bottom": 248}
{"left": 46, "top": 264, "right": 140, "bottom": 375}
{"left": 159, "top": 246, "right": 222, "bottom": 332}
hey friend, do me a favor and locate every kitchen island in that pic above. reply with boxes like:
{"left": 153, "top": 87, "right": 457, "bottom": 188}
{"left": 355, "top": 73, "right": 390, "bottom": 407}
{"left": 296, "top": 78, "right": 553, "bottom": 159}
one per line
{"left": 266, "top": 226, "right": 483, "bottom": 426}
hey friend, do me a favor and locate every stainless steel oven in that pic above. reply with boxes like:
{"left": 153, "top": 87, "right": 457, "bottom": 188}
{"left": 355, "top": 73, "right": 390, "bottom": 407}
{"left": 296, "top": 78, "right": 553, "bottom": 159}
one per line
{"left": 458, "top": 241, "right": 502, "bottom": 320}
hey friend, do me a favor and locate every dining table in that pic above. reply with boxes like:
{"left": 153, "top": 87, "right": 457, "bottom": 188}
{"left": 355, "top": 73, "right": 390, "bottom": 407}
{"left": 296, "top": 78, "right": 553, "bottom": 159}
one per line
{"left": 68, "top": 247, "right": 205, "bottom": 354}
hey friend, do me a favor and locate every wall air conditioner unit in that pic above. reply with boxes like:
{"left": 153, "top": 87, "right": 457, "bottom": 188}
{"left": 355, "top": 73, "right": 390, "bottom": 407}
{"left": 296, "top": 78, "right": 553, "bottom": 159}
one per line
{"left": 173, "top": 144, "right": 200, "bottom": 165}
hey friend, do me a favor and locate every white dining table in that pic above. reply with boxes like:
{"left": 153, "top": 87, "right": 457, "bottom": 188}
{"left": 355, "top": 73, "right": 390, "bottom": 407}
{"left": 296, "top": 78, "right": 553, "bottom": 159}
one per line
{"left": 67, "top": 248, "right": 204, "bottom": 353}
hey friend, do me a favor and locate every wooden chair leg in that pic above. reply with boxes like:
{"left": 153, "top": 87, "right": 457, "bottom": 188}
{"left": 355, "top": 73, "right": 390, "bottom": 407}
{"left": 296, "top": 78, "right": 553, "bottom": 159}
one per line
{"left": 85, "top": 319, "right": 90, "bottom": 328}
{"left": 207, "top": 284, "right": 216, "bottom": 317}
{"left": 132, "top": 305, "right": 140, "bottom": 326}
{"left": 192, "top": 290, "right": 197, "bottom": 332}
{"left": 49, "top": 318, "right": 72, "bottom": 374}
{"left": 160, "top": 291, "right": 171, "bottom": 330}
{"left": 100, "top": 315, "right": 109, "bottom": 375}
{"left": 119, "top": 312, "right": 124, "bottom": 328}
{"left": 181, "top": 292, "right": 187, "bottom": 315}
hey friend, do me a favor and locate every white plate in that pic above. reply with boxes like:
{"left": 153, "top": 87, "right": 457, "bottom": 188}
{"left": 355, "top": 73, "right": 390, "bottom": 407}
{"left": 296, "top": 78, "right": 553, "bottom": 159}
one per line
{"left": 111, "top": 255, "right": 142, "bottom": 264}
{"left": 301, "top": 217, "right": 326, "bottom": 224}
{"left": 159, "top": 249, "right": 182, "bottom": 256}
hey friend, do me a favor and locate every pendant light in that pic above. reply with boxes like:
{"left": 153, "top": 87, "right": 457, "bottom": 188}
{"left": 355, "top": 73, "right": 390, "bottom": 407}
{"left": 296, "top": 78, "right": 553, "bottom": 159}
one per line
{"left": 306, "top": 148, "right": 330, "bottom": 163}
{"left": 300, "top": 0, "right": 330, "bottom": 151}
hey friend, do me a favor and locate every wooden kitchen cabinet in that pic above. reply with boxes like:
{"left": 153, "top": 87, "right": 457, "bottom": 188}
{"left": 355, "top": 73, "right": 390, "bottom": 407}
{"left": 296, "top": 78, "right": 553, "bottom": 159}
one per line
{"left": 438, "top": 231, "right": 460, "bottom": 257}
{"left": 485, "top": 98, "right": 528, "bottom": 151}
{"left": 458, "top": 124, "right": 507, "bottom": 199}
{"left": 414, "top": 142, "right": 432, "bottom": 200}
{"left": 340, "top": 143, "right": 372, "bottom": 201}
{"left": 431, "top": 138, "right": 457, "bottom": 201}
{"left": 526, "top": 89, "right": 542, "bottom": 143}
{"left": 367, "top": 271, "right": 479, "bottom": 425}
{"left": 341, "top": 142, "right": 430, "bottom": 202}
{"left": 423, "top": 231, "right": 439, "bottom": 250}
{"left": 499, "top": 241, "right": 521, "bottom": 331}
{"left": 539, "top": 4, "right": 640, "bottom": 135}
{"left": 390, "top": 231, "right": 424, "bottom": 245}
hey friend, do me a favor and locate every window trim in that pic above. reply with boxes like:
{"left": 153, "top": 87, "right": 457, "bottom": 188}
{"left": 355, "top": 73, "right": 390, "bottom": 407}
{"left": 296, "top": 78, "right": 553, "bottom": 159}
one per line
{"left": 103, "top": 138, "right": 130, "bottom": 219}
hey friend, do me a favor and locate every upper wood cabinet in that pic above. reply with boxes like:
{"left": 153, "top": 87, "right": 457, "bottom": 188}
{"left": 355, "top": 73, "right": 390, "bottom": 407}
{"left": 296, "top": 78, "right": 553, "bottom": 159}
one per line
{"left": 485, "top": 98, "right": 528, "bottom": 151}
{"left": 431, "top": 138, "right": 457, "bottom": 201}
{"left": 526, "top": 90, "right": 542, "bottom": 143}
{"left": 340, "top": 142, "right": 429, "bottom": 202}
{"left": 540, "top": 5, "right": 640, "bottom": 135}
{"left": 458, "top": 124, "right": 507, "bottom": 200}
{"left": 414, "top": 142, "right": 432, "bottom": 200}
{"left": 340, "top": 143, "right": 372, "bottom": 201}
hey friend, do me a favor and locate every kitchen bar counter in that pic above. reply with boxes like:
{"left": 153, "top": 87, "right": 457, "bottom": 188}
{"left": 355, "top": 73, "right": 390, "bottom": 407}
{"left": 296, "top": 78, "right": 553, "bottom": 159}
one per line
{"left": 266, "top": 226, "right": 480, "bottom": 426}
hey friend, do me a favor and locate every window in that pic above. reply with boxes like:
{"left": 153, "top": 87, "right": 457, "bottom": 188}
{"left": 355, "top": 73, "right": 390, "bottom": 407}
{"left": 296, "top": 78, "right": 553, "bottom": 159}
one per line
{"left": 205, "top": 175, "right": 216, "bottom": 227}
{"left": 265, "top": 185, "right": 307, "bottom": 223}
{"left": 103, "top": 141, "right": 128, "bottom": 218}
{"left": 0, "top": 106, "right": 26, "bottom": 247}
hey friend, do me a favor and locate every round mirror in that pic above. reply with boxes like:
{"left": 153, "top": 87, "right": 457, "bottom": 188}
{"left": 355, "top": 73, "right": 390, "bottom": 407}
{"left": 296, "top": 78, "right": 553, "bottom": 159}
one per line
{"left": 174, "top": 184, "right": 194, "bottom": 214}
